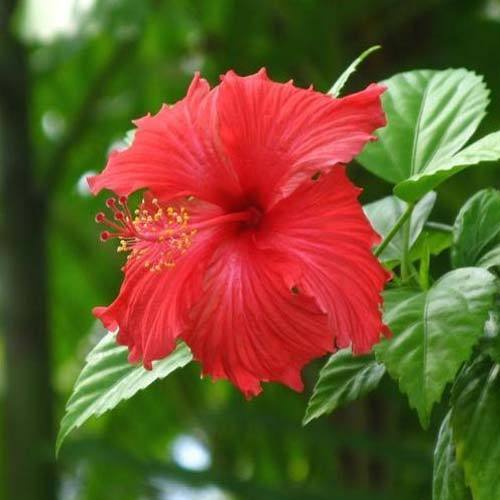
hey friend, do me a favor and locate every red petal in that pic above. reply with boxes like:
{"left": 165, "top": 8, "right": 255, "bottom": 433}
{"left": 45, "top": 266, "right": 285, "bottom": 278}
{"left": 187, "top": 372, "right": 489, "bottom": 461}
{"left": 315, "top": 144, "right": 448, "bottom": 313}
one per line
{"left": 217, "top": 69, "right": 386, "bottom": 208}
{"left": 93, "top": 204, "right": 230, "bottom": 368}
{"left": 88, "top": 73, "right": 241, "bottom": 207}
{"left": 261, "top": 167, "right": 391, "bottom": 354}
{"left": 182, "top": 234, "right": 332, "bottom": 398}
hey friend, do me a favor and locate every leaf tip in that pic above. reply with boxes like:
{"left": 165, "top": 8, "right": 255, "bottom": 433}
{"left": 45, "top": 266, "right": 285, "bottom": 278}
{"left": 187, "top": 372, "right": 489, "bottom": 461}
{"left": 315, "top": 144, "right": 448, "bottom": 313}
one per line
{"left": 302, "top": 412, "right": 315, "bottom": 426}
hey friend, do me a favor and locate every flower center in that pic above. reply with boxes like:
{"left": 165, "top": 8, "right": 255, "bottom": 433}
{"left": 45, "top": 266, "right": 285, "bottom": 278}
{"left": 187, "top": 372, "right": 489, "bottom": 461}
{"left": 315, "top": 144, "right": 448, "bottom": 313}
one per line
{"left": 243, "top": 205, "right": 263, "bottom": 228}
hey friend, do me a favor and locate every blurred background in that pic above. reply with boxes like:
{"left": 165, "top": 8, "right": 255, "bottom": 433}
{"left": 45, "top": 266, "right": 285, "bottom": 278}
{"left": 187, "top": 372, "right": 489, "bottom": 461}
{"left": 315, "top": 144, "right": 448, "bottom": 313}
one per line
{"left": 1, "top": 0, "right": 499, "bottom": 498}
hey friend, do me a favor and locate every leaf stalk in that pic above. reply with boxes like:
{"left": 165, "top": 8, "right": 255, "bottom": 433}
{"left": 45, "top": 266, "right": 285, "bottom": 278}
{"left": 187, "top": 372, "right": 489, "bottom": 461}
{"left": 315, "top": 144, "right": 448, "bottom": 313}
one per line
{"left": 374, "top": 202, "right": 415, "bottom": 258}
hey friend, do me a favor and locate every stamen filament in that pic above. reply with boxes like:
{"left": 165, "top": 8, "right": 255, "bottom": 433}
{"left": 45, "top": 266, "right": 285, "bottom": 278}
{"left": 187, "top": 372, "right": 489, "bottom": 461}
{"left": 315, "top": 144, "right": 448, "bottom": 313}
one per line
{"left": 191, "top": 210, "right": 253, "bottom": 231}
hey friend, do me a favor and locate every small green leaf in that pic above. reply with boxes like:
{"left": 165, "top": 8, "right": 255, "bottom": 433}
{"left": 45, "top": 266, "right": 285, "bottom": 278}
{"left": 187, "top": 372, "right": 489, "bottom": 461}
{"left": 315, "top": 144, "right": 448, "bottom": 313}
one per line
{"left": 328, "top": 45, "right": 381, "bottom": 98}
{"left": 358, "top": 69, "right": 489, "bottom": 191}
{"left": 433, "top": 412, "right": 470, "bottom": 500}
{"left": 452, "top": 188, "right": 500, "bottom": 269}
{"left": 382, "top": 226, "right": 452, "bottom": 270}
{"left": 364, "top": 191, "right": 436, "bottom": 262}
{"left": 303, "top": 349, "right": 385, "bottom": 425}
{"left": 410, "top": 226, "right": 453, "bottom": 263}
{"left": 451, "top": 356, "right": 500, "bottom": 500}
{"left": 395, "top": 131, "right": 500, "bottom": 201}
{"left": 57, "top": 332, "right": 192, "bottom": 454}
{"left": 377, "top": 268, "right": 496, "bottom": 427}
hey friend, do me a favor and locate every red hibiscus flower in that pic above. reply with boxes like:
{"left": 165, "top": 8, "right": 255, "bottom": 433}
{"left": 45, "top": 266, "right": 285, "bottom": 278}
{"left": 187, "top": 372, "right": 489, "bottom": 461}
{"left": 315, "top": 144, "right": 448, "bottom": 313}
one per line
{"left": 89, "top": 69, "right": 390, "bottom": 398}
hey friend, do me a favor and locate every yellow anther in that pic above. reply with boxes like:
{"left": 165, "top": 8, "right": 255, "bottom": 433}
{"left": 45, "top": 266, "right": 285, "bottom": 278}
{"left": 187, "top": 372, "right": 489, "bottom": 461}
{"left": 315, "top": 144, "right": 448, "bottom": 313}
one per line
{"left": 112, "top": 201, "right": 195, "bottom": 272}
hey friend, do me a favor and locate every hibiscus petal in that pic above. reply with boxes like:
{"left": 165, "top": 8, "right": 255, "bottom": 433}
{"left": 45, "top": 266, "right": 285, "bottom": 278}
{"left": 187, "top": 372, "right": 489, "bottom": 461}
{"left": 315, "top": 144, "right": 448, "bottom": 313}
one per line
{"left": 93, "top": 204, "right": 229, "bottom": 369}
{"left": 261, "top": 167, "right": 391, "bottom": 354}
{"left": 182, "top": 234, "right": 332, "bottom": 398}
{"left": 217, "top": 69, "right": 386, "bottom": 208}
{"left": 88, "top": 73, "right": 241, "bottom": 207}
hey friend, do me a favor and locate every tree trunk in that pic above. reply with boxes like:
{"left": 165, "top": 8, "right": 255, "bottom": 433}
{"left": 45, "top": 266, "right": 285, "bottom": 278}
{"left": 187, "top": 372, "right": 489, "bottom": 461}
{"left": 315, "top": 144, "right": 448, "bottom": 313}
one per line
{"left": 0, "top": 1, "right": 56, "bottom": 498}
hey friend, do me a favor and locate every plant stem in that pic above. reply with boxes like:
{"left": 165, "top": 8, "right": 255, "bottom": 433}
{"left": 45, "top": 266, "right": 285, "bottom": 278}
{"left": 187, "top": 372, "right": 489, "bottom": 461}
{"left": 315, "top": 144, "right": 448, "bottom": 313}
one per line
{"left": 400, "top": 206, "right": 414, "bottom": 282}
{"left": 374, "top": 202, "right": 415, "bottom": 258}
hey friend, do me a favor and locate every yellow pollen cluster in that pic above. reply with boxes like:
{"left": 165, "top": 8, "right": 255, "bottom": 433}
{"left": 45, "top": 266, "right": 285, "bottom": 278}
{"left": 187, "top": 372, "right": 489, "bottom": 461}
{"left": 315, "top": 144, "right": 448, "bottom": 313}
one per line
{"left": 120, "top": 198, "right": 196, "bottom": 272}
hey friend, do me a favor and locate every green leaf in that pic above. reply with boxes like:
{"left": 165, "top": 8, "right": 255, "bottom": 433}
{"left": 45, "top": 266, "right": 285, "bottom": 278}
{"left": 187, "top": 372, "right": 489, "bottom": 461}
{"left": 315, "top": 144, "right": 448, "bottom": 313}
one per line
{"left": 433, "top": 412, "right": 470, "bottom": 500}
{"left": 303, "top": 349, "right": 385, "bottom": 425}
{"left": 358, "top": 69, "right": 489, "bottom": 193}
{"left": 377, "top": 268, "right": 496, "bottom": 427}
{"left": 410, "top": 226, "right": 453, "bottom": 263}
{"left": 382, "top": 226, "right": 452, "bottom": 270}
{"left": 477, "top": 246, "right": 500, "bottom": 269}
{"left": 57, "top": 332, "right": 192, "bottom": 454}
{"left": 363, "top": 191, "right": 436, "bottom": 262}
{"left": 452, "top": 188, "right": 500, "bottom": 269}
{"left": 451, "top": 356, "right": 500, "bottom": 500}
{"left": 328, "top": 45, "right": 381, "bottom": 98}
{"left": 395, "top": 131, "right": 500, "bottom": 201}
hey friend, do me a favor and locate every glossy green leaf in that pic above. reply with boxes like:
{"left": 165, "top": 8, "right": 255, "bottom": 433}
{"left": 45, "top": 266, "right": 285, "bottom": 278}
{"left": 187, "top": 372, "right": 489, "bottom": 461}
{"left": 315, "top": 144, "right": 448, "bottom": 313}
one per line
{"left": 328, "top": 45, "right": 381, "bottom": 97}
{"left": 451, "top": 356, "right": 500, "bottom": 500}
{"left": 303, "top": 349, "right": 385, "bottom": 425}
{"left": 376, "top": 268, "right": 496, "bottom": 427}
{"left": 358, "top": 69, "right": 489, "bottom": 196}
{"left": 433, "top": 412, "right": 470, "bottom": 500}
{"left": 57, "top": 332, "right": 193, "bottom": 454}
{"left": 363, "top": 191, "right": 436, "bottom": 262}
{"left": 395, "top": 131, "right": 500, "bottom": 201}
{"left": 452, "top": 188, "right": 500, "bottom": 269}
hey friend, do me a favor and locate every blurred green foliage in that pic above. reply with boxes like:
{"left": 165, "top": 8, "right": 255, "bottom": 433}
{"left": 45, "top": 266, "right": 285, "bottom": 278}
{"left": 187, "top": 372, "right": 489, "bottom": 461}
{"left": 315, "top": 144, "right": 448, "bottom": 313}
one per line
{"left": 3, "top": 0, "right": 500, "bottom": 498}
